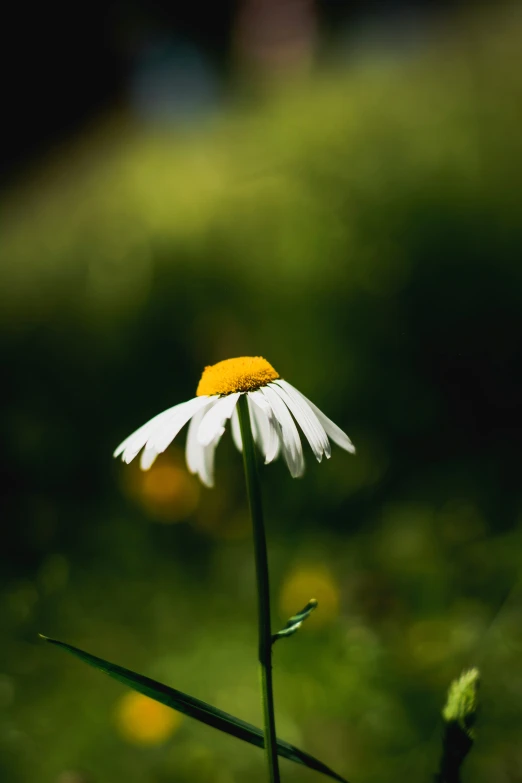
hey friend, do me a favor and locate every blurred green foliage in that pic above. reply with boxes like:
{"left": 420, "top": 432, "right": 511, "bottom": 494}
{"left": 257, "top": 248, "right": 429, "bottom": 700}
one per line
{"left": 2, "top": 6, "right": 522, "bottom": 782}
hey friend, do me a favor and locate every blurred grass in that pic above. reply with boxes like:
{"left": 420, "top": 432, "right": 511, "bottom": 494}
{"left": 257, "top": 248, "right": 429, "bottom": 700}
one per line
{"left": 2, "top": 4, "right": 522, "bottom": 782}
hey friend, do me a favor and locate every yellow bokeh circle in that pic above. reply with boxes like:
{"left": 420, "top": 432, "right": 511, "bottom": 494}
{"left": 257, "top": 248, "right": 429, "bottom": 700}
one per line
{"left": 122, "top": 449, "right": 200, "bottom": 523}
{"left": 115, "top": 691, "right": 183, "bottom": 745}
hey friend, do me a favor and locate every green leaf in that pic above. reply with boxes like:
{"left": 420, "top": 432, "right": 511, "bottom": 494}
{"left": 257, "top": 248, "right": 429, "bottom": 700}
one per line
{"left": 272, "top": 598, "right": 318, "bottom": 643}
{"left": 40, "top": 635, "right": 348, "bottom": 783}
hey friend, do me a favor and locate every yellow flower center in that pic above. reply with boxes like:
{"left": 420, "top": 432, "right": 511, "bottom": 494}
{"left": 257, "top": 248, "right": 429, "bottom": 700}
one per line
{"left": 196, "top": 356, "right": 279, "bottom": 397}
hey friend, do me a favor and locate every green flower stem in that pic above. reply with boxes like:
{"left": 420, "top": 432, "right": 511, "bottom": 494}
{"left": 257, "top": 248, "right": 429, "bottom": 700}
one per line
{"left": 237, "top": 394, "right": 281, "bottom": 783}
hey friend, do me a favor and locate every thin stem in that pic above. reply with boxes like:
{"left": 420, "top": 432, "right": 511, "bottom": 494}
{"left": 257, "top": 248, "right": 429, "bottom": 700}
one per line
{"left": 237, "top": 394, "right": 281, "bottom": 783}
{"left": 434, "top": 722, "right": 473, "bottom": 783}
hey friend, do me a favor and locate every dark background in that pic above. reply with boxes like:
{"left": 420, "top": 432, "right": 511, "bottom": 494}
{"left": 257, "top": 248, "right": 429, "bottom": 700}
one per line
{"left": 2, "top": 1, "right": 522, "bottom": 782}
{"left": 2, "top": 0, "right": 460, "bottom": 180}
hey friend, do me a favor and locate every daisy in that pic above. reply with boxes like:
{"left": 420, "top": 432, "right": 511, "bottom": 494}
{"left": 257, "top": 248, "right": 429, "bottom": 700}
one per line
{"left": 113, "top": 356, "right": 355, "bottom": 487}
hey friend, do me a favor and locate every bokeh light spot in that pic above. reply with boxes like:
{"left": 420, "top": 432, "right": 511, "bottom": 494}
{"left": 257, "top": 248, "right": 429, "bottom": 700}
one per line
{"left": 123, "top": 450, "right": 200, "bottom": 522}
{"left": 115, "top": 691, "right": 182, "bottom": 745}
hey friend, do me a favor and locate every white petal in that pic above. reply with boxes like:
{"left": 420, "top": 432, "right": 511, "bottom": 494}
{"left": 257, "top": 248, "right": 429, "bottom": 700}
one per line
{"left": 248, "top": 391, "right": 280, "bottom": 463}
{"left": 272, "top": 380, "right": 331, "bottom": 462}
{"left": 260, "top": 385, "right": 304, "bottom": 478}
{"left": 285, "top": 382, "right": 356, "bottom": 454}
{"left": 122, "top": 406, "right": 191, "bottom": 464}
{"left": 147, "top": 396, "right": 213, "bottom": 454}
{"left": 186, "top": 402, "right": 216, "bottom": 473}
{"left": 114, "top": 405, "right": 181, "bottom": 462}
{"left": 197, "top": 393, "right": 240, "bottom": 447}
{"left": 231, "top": 407, "right": 243, "bottom": 452}
{"left": 139, "top": 446, "right": 157, "bottom": 471}
{"left": 199, "top": 438, "right": 220, "bottom": 488}
{"left": 229, "top": 395, "right": 280, "bottom": 462}
{"left": 186, "top": 402, "right": 221, "bottom": 487}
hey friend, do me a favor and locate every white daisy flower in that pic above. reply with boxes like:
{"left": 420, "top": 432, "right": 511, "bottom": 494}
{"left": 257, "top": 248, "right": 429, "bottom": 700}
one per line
{"left": 114, "top": 356, "right": 355, "bottom": 487}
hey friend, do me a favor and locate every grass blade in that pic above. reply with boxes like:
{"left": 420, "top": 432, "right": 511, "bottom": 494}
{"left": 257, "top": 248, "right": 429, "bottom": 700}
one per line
{"left": 40, "top": 635, "right": 348, "bottom": 783}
